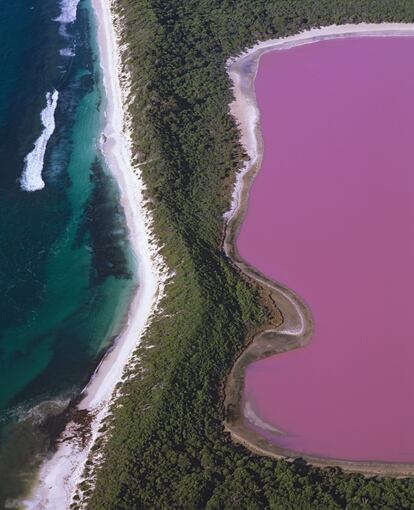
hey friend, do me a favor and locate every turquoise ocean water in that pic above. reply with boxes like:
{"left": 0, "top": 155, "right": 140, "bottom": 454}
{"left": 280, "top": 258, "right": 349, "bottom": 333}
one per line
{"left": 0, "top": 0, "right": 137, "bottom": 505}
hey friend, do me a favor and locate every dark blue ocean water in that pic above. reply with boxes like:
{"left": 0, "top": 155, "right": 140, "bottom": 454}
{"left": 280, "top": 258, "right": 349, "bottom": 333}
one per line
{"left": 0, "top": 0, "right": 136, "bottom": 504}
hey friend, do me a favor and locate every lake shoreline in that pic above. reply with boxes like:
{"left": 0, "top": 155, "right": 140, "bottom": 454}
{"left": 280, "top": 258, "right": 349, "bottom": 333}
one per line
{"left": 22, "top": 0, "right": 169, "bottom": 508}
{"left": 223, "top": 23, "right": 414, "bottom": 478}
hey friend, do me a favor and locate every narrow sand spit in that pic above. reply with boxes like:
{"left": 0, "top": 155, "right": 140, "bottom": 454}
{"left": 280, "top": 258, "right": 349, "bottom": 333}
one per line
{"left": 22, "top": 0, "right": 169, "bottom": 508}
{"left": 223, "top": 23, "right": 414, "bottom": 477}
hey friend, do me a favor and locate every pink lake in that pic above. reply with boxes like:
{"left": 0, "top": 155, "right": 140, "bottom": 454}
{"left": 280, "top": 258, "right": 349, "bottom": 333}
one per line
{"left": 238, "top": 37, "right": 414, "bottom": 462}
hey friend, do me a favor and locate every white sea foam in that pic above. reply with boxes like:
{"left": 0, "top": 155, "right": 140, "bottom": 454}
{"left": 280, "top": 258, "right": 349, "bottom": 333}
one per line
{"left": 23, "top": 0, "right": 171, "bottom": 506}
{"left": 60, "top": 47, "right": 75, "bottom": 57}
{"left": 0, "top": 395, "right": 72, "bottom": 426}
{"left": 54, "top": 0, "right": 80, "bottom": 24}
{"left": 20, "top": 90, "right": 59, "bottom": 192}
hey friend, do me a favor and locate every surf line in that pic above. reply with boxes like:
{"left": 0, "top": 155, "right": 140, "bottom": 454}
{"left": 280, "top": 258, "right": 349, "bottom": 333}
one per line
{"left": 20, "top": 89, "right": 59, "bottom": 192}
{"left": 54, "top": 0, "right": 81, "bottom": 25}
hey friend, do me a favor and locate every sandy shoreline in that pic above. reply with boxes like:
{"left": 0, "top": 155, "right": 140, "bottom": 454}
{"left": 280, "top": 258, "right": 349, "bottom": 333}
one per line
{"left": 18, "top": 20, "right": 414, "bottom": 509}
{"left": 223, "top": 23, "right": 414, "bottom": 477}
{"left": 22, "top": 0, "right": 168, "bottom": 508}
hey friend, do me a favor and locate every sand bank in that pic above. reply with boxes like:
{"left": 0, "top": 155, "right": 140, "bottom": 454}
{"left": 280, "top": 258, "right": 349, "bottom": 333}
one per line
{"left": 223, "top": 23, "right": 414, "bottom": 477}
{"left": 22, "top": 0, "right": 169, "bottom": 508}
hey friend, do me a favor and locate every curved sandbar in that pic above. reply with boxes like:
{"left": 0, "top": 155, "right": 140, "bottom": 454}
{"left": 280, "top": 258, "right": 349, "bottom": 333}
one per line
{"left": 223, "top": 24, "right": 414, "bottom": 477}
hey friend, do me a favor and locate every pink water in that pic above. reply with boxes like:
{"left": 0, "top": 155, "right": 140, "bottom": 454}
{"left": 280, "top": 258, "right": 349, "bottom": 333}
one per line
{"left": 238, "top": 37, "right": 414, "bottom": 462}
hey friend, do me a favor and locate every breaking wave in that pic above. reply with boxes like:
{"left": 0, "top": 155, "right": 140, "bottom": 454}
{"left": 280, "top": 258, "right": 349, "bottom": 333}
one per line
{"left": 60, "top": 47, "right": 75, "bottom": 57}
{"left": 54, "top": 0, "right": 80, "bottom": 24}
{"left": 0, "top": 394, "right": 71, "bottom": 426}
{"left": 20, "top": 90, "right": 59, "bottom": 192}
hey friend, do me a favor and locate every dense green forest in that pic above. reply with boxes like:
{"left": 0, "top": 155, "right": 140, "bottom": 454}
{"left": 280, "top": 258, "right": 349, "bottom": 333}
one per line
{"left": 77, "top": 1, "right": 414, "bottom": 508}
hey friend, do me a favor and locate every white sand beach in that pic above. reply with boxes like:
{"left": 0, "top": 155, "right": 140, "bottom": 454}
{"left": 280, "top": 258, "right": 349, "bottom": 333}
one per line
{"left": 22, "top": 0, "right": 169, "bottom": 508}
{"left": 21, "top": 19, "right": 414, "bottom": 510}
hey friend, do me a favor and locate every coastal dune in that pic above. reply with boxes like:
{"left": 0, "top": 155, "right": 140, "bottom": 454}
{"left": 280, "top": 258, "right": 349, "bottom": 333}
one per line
{"left": 22, "top": 18, "right": 414, "bottom": 509}
{"left": 23, "top": 0, "right": 167, "bottom": 508}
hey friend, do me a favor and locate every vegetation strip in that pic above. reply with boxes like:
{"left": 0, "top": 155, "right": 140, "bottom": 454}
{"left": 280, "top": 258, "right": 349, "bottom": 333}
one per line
{"left": 78, "top": 2, "right": 414, "bottom": 509}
